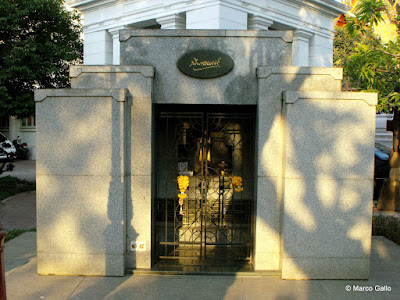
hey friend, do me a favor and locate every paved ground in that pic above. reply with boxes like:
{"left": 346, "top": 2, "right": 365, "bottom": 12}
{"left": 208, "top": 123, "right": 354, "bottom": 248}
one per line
{"left": 0, "top": 191, "right": 36, "bottom": 230}
{"left": 2, "top": 160, "right": 400, "bottom": 299}
{"left": 0, "top": 160, "right": 36, "bottom": 230}
{"left": 0, "top": 160, "right": 36, "bottom": 182}
{"left": 4, "top": 233, "right": 400, "bottom": 300}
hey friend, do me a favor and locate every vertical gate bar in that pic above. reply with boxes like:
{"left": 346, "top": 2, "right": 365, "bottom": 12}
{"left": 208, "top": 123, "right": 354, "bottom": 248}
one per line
{"left": 199, "top": 113, "right": 203, "bottom": 260}
{"left": 174, "top": 181, "right": 176, "bottom": 258}
{"left": 204, "top": 112, "right": 209, "bottom": 260}
{"left": 218, "top": 174, "right": 222, "bottom": 246}
{"left": 249, "top": 113, "right": 255, "bottom": 262}
{"left": 164, "top": 113, "right": 169, "bottom": 258}
{"left": 232, "top": 121, "right": 236, "bottom": 251}
{"left": 174, "top": 117, "right": 177, "bottom": 259}
{"left": 174, "top": 118, "right": 178, "bottom": 258}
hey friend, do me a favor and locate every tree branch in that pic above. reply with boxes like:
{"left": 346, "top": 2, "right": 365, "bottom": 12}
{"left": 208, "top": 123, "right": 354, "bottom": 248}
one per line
{"left": 377, "top": 48, "right": 400, "bottom": 58}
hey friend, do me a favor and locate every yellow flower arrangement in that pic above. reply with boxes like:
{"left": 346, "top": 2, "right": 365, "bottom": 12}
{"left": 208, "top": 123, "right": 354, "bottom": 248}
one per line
{"left": 177, "top": 175, "right": 189, "bottom": 192}
{"left": 232, "top": 176, "right": 243, "bottom": 192}
{"left": 177, "top": 175, "right": 189, "bottom": 210}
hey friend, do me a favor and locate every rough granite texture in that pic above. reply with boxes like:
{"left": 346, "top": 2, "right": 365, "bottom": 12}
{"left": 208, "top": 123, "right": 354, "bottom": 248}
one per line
{"left": 34, "top": 33, "right": 378, "bottom": 279}
{"left": 281, "top": 257, "right": 371, "bottom": 280}
{"left": 35, "top": 89, "right": 128, "bottom": 276}
{"left": 65, "top": 68, "right": 153, "bottom": 270}
{"left": 70, "top": 65, "right": 154, "bottom": 99}
{"left": 120, "top": 30, "right": 293, "bottom": 106}
{"left": 37, "top": 253, "right": 124, "bottom": 276}
{"left": 35, "top": 91, "right": 127, "bottom": 177}
{"left": 254, "top": 67, "right": 344, "bottom": 272}
{"left": 125, "top": 175, "right": 152, "bottom": 269}
{"left": 281, "top": 91, "right": 377, "bottom": 279}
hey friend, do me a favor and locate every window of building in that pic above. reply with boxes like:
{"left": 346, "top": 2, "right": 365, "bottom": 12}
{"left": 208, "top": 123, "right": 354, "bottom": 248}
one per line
{"left": 21, "top": 116, "right": 36, "bottom": 131}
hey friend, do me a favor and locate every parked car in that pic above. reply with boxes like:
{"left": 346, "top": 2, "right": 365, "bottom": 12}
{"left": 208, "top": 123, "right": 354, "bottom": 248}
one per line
{"left": 374, "top": 143, "right": 391, "bottom": 200}
{"left": 0, "top": 132, "right": 16, "bottom": 174}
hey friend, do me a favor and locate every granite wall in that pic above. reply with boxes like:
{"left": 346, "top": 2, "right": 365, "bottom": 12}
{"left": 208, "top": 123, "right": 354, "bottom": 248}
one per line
{"left": 34, "top": 31, "right": 377, "bottom": 279}
{"left": 120, "top": 30, "right": 293, "bottom": 105}
{"left": 35, "top": 89, "right": 129, "bottom": 276}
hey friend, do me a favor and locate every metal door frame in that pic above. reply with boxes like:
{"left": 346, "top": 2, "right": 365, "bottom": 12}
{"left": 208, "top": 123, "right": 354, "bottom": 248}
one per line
{"left": 153, "top": 104, "right": 256, "bottom": 267}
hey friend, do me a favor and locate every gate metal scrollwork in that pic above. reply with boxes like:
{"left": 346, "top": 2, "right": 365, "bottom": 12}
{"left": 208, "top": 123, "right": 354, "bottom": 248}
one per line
{"left": 155, "top": 107, "right": 255, "bottom": 271}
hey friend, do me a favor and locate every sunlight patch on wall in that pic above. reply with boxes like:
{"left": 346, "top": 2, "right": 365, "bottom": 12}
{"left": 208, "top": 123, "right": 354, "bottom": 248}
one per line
{"left": 261, "top": 115, "right": 282, "bottom": 177}
{"left": 347, "top": 218, "right": 371, "bottom": 253}
{"left": 316, "top": 176, "right": 337, "bottom": 208}
{"left": 285, "top": 179, "right": 317, "bottom": 232}
{"left": 339, "top": 183, "right": 361, "bottom": 211}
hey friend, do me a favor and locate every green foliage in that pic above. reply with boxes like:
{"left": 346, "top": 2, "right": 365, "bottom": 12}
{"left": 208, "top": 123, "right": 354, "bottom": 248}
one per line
{"left": 333, "top": 0, "right": 400, "bottom": 113}
{"left": 333, "top": 27, "right": 382, "bottom": 89}
{"left": 0, "top": 176, "right": 36, "bottom": 201}
{"left": 345, "top": 0, "right": 386, "bottom": 36}
{"left": 0, "top": 0, "right": 83, "bottom": 118}
{"left": 5, "top": 227, "right": 36, "bottom": 243}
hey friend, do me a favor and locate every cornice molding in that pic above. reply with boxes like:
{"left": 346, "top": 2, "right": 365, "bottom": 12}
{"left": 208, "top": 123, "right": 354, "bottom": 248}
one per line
{"left": 73, "top": 0, "right": 342, "bottom": 40}
{"left": 283, "top": 91, "right": 378, "bottom": 106}
{"left": 69, "top": 65, "right": 155, "bottom": 78}
{"left": 119, "top": 29, "right": 293, "bottom": 43}
{"left": 256, "top": 66, "right": 343, "bottom": 80}
{"left": 34, "top": 88, "right": 129, "bottom": 103}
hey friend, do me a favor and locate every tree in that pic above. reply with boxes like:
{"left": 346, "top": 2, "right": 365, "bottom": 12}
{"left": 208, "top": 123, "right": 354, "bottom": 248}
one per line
{"left": 333, "top": 27, "right": 383, "bottom": 93}
{"left": 336, "top": 0, "right": 400, "bottom": 210}
{"left": 0, "top": 0, "right": 83, "bottom": 118}
{"left": 339, "top": 0, "right": 400, "bottom": 111}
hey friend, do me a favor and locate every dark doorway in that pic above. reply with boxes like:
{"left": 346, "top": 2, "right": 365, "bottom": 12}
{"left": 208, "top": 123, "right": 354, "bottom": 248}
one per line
{"left": 153, "top": 105, "right": 256, "bottom": 273}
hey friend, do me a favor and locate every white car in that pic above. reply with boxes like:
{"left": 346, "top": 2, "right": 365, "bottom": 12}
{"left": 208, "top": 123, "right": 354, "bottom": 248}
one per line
{"left": 0, "top": 132, "right": 17, "bottom": 160}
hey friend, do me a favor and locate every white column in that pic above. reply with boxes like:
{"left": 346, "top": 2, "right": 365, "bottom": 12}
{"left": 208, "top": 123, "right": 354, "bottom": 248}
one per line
{"left": 248, "top": 15, "right": 273, "bottom": 30}
{"left": 309, "top": 34, "right": 334, "bottom": 67}
{"left": 157, "top": 14, "right": 186, "bottom": 29}
{"left": 292, "top": 29, "right": 314, "bottom": 67}
{"left": 83, "top": 30, "right": 113, "bottom": 65}
{"left": 186, "top": 5, "right": 247, "bottom": 29}
{"left": 108, "top": 27, "right": 130, "bottom": 65}
{"left": 8, "top": 116, "right": 19, "bottom": 140}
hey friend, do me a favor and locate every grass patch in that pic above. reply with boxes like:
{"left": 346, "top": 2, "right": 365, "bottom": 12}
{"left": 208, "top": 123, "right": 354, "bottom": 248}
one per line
{"left": 5, "top": 227, "right": 36, "bottom": 243}
{"left": 0, "top": 176, "right": 35, "bottom": 201}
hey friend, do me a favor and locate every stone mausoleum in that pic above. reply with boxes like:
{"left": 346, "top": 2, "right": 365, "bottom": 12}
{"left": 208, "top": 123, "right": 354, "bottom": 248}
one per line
{"left": 35, "top": 0, "right": 377, "bottom": 280}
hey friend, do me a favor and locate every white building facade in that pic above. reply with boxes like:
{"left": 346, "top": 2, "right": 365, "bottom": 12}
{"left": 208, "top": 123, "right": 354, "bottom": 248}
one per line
{"left": 3, "top": 1, "right": 392, "bottom": 161}
{"left": 17, "top": 0, "right": 348, "bottom": 161}
{"left": 68, "top": 0, "right": 347, "bottom": 67}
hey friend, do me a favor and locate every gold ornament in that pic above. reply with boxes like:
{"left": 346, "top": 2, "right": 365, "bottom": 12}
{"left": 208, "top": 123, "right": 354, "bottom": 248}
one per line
{"left": 178, "top": 193, "right": 188, "bottom": 199}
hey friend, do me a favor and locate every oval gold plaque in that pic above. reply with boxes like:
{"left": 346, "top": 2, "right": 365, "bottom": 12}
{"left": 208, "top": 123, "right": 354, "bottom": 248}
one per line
{"left": 177, "top": 50, "right": 234, "bottom": 79}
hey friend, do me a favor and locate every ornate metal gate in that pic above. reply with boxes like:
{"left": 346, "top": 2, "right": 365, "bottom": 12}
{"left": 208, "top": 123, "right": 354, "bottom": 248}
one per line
{"left": 154, "top": 106, "right": 255, "bottom": 271}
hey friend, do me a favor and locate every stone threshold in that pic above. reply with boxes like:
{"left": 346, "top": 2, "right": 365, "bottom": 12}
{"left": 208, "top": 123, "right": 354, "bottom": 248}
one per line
{"left": 129, "top": 269, "right": 281, "bottom": 277}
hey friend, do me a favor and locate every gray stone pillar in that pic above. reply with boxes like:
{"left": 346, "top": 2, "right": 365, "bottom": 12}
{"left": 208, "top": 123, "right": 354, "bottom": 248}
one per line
{"left": 35, "top": 89, "right": 129, "bottom": 276}
{"left": 69, "top": 65, "right": 154, "bottom": 270}
{"left": 255, "top": 67, "right": 343, "bottom": 271}
{"left": 281, "top": 91, "right": 377, "bottom": 279}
